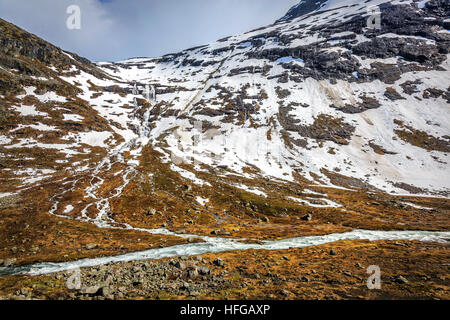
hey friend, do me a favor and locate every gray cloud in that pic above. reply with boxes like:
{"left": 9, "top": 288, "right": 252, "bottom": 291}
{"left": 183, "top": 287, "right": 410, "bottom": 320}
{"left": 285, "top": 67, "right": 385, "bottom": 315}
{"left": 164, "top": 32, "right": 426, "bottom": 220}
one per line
{"left": 0, "top": 0, "right": 298, "bottom": 62}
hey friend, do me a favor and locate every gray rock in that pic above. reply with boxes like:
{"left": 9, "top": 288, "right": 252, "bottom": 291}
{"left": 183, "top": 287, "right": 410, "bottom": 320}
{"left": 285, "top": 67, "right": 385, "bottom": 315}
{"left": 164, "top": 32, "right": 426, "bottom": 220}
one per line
{"left": 343, "top": 271, "right": 352, "bottom": 277}
{"left": 198, "top": 267, "right": 211, "bottom": 275}
{"left": 104, "top": 275, "right": 114, "bottom": 285}
{"left": 2, "top": 258, "right": 17, "bottom": 267}
{"left": 181, "top": 282, "right": 191, "bottom": 291}
{"left": 395, "top": 276, "right": 409, "bottom": 284}
{"left": 85, "top": 243, "right": 98, "bottom": 250}
{"left": 187, "top": 267, "right": 199, "bottom": 279}
{"left": 189, "top": 291, "right": 201, "bottom": 297}
{"left": 280, "top": 290, "right": 290, "bottom": 296}
{"left": 174, "top": 261, "right": 187, "bottom": 270}
{"left": 98, "top": 287, "right": 114, "bottom": 299}
{"left": 213, "top": 258, "right": 224, "bottom": 267}
{"left": 20, "top": 288, "right": 31, "bottom": 297}
{"left": 81, "top": 286, "right": 101, "bottom": 295}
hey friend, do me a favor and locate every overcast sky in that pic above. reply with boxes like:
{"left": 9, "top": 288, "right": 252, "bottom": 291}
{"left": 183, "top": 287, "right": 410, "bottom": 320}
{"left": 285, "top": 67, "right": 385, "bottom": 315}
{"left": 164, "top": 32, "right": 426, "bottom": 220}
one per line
{"left": 0, "top": 0, "right": 298, "bottom": 62}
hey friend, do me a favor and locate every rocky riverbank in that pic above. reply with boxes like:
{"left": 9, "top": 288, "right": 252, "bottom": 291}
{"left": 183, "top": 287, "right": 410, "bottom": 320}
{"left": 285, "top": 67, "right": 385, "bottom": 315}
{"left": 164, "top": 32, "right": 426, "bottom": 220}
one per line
{"left": 1, "top": 240, "right": 448, "bottom": 300}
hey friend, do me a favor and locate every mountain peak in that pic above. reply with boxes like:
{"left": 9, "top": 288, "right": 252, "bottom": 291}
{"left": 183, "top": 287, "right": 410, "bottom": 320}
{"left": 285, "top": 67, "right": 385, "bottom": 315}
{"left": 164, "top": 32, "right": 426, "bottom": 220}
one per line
{"left": 276, "top": 0, "right": 328, "bottom": 23}
{"left": 275, "top": 0, "right": 431, "bottom": 23}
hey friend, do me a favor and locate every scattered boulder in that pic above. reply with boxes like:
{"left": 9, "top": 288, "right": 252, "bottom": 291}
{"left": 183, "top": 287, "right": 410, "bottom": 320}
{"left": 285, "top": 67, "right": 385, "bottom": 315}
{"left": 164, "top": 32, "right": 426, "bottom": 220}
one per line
{"left": 98, "top": 286, "right": 113, "bottom": 299}
{"left": 384, "top": 87, "right": 406, "bottom": 101}
{"left": 81, "top": 286, "right": 101, "bottom": 295}
{"left": 198, "top": 267, "right": 211, "bottom": 275}
{"left": 85, "top": 243, "right": 98, "bottom": 250}
{"left": 174, "top": 261, "right": 187, "bottom": 270}
{"left": 395, "top": 276, "right": 409, "bottom": 284}
{"left": 181, "top": 282, "right": 191, "bottom": 291}
{"left": 1, "top": 258, "right": 17, "bottom": 267}
{"left": 213, "top": 258, "right": 224, "bottom": 267}
{"left": 280, "top": 289, "right": 290, "bottom": 296}
{"left": 187, "top": 267, "right": 199, "bottom": 279}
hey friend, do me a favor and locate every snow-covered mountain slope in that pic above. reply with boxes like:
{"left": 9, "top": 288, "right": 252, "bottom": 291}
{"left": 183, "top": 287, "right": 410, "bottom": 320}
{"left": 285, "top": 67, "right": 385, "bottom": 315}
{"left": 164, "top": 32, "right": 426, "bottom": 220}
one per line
{"left": 97, "top": 0, "right": 450, "bottom": 196}
{"left": 0, "top": 17, "right": 150, "bottom": 199}
{"left": 0, "top": 1, "right": 449, "bottom": 259}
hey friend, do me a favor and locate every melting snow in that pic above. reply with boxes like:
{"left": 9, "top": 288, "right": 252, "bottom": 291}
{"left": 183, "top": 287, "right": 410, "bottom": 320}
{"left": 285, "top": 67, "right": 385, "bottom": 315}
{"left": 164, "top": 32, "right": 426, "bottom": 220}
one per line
{"left": 63, "top": 114, "right": 84, "bottom": 122}
{"left": 13, "top": 105, "right": 48, "bottom": 117}
{"left": 0, "top": 135, "right": 12, "bottom": 145}
{"left": 196, "top": 197, "right": 209, "bottom": 206}
{"left": 170, "top": 165, "right": 211, "bottom": 187}
{"left": 64, "top": 205, "right": 74, "bottom": 214}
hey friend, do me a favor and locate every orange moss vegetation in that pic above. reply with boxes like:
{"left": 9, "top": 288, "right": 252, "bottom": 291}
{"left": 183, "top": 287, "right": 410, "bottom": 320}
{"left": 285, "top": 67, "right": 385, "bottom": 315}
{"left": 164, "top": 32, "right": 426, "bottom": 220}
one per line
{"left": 0, "top": 181, "right": 189, "bottom": 267}
{"left": 394, "top": 120, "right": 450, "bottom": 153}
{"left": 106, "top": 145, "right": 450, "bottom": 241}
{"left": 196, "top": 240, "right": 450, "bottom": 300}
{"left": 1, "top": 138, "right": 448, "bottom": 269}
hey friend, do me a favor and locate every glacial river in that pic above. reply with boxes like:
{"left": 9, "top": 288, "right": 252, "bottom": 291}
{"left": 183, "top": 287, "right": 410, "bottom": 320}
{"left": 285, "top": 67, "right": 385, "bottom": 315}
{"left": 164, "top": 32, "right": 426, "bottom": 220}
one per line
{"left": 1, "top": 229, "right": 448, "bottom": 277}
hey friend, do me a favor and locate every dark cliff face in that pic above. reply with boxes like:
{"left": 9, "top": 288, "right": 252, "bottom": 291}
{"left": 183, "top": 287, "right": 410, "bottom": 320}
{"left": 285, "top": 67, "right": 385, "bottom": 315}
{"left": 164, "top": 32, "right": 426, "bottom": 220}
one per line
{"left": 251, "top": 1, "right": 449, "bottom": 85}
{"left": 0, "top": 18, "right": 109, "bottom": 96}
{"left": 276, "top": 0, "right": 328, "bottom": 23}
{"left": 276, "top": 0, "right": 450, "bottom": 24}
{"left": 0, "top": 18, "right": 73, "bottom": 95}
{"left": 0, "top": 19, "right": 91, "bottom": 70}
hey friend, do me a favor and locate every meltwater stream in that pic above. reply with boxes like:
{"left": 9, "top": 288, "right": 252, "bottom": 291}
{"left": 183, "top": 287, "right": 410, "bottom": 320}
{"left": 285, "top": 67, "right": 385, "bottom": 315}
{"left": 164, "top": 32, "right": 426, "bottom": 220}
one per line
{"left": 1, "top": 229, "right": 449, "bottom": 277}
